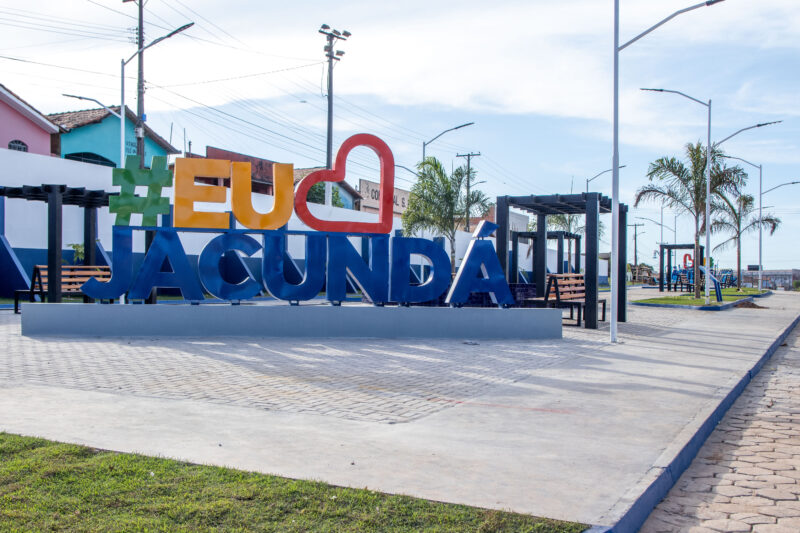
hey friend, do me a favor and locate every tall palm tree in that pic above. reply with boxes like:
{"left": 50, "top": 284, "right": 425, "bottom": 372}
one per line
{"left": 635, "top": 142, "right": 746, "bottom": 298}
{"left": 712, "top": 193, "right": 780, "bottom": 291}
{"left": 402, "top": 157, "right": 490, "bottom": 273}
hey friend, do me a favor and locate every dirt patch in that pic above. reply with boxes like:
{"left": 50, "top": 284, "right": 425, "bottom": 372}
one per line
{"left": 736, "top": 300, "right": 767, "bottom": 309}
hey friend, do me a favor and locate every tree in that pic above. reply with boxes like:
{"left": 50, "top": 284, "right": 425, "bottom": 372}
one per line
{"left": 635, "top": 142, "right": 746, "bottom": 298}
{"left": 402, "top": 157, "right": 490, "bottom": 273}
{"left": 307, "top": 182, "right": 344, "bottom": 208}
{"left": 711, "top": 193, "right": 780, "bottom": 291}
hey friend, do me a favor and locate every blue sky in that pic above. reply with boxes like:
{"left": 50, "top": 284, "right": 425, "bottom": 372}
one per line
{"left": 1, "top": 0, "right": 798, "bottom": 270}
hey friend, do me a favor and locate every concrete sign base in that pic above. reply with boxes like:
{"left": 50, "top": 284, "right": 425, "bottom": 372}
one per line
{"left": 20, "top": 303, "right": 562, "bottom": 339}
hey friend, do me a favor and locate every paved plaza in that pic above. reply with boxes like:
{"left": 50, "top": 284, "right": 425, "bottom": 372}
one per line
{"left": 1, "top": 289, "right": 799, "bottom": 530}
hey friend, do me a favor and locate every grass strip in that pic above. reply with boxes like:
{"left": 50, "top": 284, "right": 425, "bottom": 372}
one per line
{"left": 0, "top": 433, "right": 585, "bottom": 532}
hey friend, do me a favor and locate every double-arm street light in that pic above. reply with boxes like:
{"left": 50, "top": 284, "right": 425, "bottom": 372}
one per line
{"left": 722, "top": 155, "right": 765, "bottom": 290}
{"left": 121, "top": 22, "right": 193, "bottom": 168}
{"left": 610, "top": 0, "right": 726, "bottom": 341}
{"left": 586, "top": 165, "right": 626, "bottom": 193}
{"left": 641, "top": 87, "right": 713, "bottom": 303}
{"left": 422, "top": 122, "right": 474, "bottom": 161}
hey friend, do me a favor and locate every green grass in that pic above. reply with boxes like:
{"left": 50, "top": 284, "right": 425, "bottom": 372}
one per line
{"left": 635, "top": 290, "right": 763, "bottom": 307}
{"left": 0, "top": 433, "right": 584, "bottom": 532}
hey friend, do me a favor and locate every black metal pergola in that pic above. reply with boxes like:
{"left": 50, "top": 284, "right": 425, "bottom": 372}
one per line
{"left": 0, "top": 184, "right": 113, "bottom": 303}
{"left": 510, "top": 230, "right": 582, "bottom": 282}
{"left": 659, "top": 243, "right": 705, "bottom": 292}
{"left": 496, "top": 193, "right": 628, "bottom": 329}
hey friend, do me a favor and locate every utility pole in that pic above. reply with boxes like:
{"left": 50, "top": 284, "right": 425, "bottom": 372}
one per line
{"left": 319, "top": 24, "right": 350, "bottom": 206}
{"left": 136, "top": 0, "right": 145, "bottom": 169}
{"left": 629, "top": 223, "right": 644, "bottom": 281}
{"left": 456, "top": 152, "right": 480, "bottom": 231}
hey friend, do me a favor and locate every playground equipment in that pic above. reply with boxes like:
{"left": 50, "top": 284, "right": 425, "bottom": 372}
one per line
{"left": 659, "top": 243, "right": 705, "bottom": 292}
{"left": 699, "top": 266, "right": 723, "bottom": 303}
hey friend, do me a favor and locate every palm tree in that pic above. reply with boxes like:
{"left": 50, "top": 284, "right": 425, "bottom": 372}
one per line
{"left": 402, "top": 157, "right": 490, "bottom": 273}
{"left": 635, "top": 142, "right": 746, "bottom": 298}
{"left": 712, "top": 193, "right": 780, "bottom": 291}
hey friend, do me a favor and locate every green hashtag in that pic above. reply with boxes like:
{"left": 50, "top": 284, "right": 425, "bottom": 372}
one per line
{"left": 109, "top": 155, "right": 173, "bottom": 226}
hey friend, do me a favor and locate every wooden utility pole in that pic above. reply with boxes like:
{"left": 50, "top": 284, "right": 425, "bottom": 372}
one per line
{"left": 456, "top": 152, "right": 480, "bottom": 231}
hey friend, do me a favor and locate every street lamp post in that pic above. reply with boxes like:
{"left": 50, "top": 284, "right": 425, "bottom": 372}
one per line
{"left": 422, "top": 122, "right": 474, "bottom": 161}
{"left": 641, "top": 88, "right": 712, "bottom": 304}
{"left": 121, "top": 22, "right": 193, "bottom": 168}
{"left": 711, "top": 120, "right": 781, "bottom": 290}
{"left": 722, "top": 155, "right": 763, "bottom": 290}
{"left": 611, "top": 0, "right": 725, "bottom": 342}
{"left": 586, "top": 165, "right": 626, "bottom": 193}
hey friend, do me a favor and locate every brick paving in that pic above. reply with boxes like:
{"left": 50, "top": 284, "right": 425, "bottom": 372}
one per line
{"left": 0, "top": 313, "right": 585, "bottom": 424}
{"left": 641, "top": 326, "right": 800, "bottom": 533}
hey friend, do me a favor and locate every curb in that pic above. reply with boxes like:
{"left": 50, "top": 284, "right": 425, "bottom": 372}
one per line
{"left": 586, "top": 310, "right": 800, "bottom": 533}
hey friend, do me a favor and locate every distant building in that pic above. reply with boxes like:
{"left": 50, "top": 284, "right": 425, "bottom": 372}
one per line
{"left": 0, "top": 82, "right": 60, "bottom": 156}
{"left": 48, "top": 106, "right": 178, "bottom": 167}
{"left": 357, "top": 178, "right": 410, "bottom": 216}
{"left": 741, "top": 269, "right": 800, "bottom": 290}
{"left": 293, "top": 167, "right": 361, "bottom": 210}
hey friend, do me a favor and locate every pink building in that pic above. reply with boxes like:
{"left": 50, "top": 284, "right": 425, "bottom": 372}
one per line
{"left": 0, "top": 83, "right": 60, "bottom": 156}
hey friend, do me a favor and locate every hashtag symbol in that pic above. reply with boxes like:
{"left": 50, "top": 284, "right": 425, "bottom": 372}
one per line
{"left": 109, "top": 155, "right": 173, "bottom": 226}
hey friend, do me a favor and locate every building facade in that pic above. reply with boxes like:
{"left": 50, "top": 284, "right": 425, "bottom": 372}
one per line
{"left": 48, "top": 106, "right": 178, "bottom": 167}
{"left": 0, "top": 83, "right": 60, "bottom": 156}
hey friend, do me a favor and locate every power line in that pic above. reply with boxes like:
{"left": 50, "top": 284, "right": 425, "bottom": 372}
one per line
{"left": 0, "top": 54, "right": 132, "bottom": 79}
{"left": 158, "top": 62, "right": 324, "bottom": 88}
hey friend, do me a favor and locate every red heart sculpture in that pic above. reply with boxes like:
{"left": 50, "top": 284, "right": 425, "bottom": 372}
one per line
{"left": 294, "top": 133, "right": 395, "bottom": 234}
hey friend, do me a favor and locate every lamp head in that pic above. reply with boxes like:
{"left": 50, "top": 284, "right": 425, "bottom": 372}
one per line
{"left": 342, "top": 30, "right": 351, "bottom": 37}
{"left": 320, "top": 24, "right": 330, "bottom": 30}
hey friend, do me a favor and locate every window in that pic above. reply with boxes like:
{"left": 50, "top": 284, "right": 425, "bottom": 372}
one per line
{"left": 8, "top": 140, "right": 28, "bottom": 152}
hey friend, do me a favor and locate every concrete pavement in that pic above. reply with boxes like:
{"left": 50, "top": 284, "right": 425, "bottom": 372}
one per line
{"left": 1, "top": 290, "right": 799, "bottom": 529}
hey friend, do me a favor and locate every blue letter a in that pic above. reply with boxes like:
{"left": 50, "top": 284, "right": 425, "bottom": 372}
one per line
{"left": 129, "top": 230, "right": 204, "bottom": 301}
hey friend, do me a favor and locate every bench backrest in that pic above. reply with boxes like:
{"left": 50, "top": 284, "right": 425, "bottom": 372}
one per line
{"left": 33, "top": 265, "right": 112, "bottom": 293}
{"left": 546, "top": 273, "right": 586, "bottom": 302}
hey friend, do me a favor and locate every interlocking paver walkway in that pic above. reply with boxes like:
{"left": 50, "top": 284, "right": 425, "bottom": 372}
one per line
{"left": 642, "top": 326, "right": 800, "bottom": 532}
{"left": 0, "top": 313, "right": 576, "bottom": 423}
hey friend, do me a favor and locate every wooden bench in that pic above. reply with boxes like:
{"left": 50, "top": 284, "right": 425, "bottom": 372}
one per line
{"left": 543, "top": 273, "right": 606, "bottom": 327}
{"left": 14, "top": 264, "right": 112, "bottom": 314}
{"left": 673, "top": 273, "right": 694, "bottom": 292}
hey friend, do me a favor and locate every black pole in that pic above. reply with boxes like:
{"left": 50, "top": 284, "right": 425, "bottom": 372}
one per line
{"left": 584, "top": 193, "right": 599, "bottom": 329}
{"left": 556, "top": 234, "right": 564, "bottom": 274}
{"left": 618, "top": 206, "right": 628, "bottom": 322}
{"left": 667, "top": 248, "right": 673, "bottom": 291}
{"left": 575, "top": 236, "right": 581, "bottom": 274}
{"left": 45, "top": 185, "right": 64, "bottom": 304}
{"left": 495, "top": 196, "right": 509, "bottom": 280}
{"left": 534, "top": 213, "right": 546, "bottom": 297}
{"left": 83, "top": 207, "right": 97, "bottom": 266}
{"left": 510, "top": 232, "right": 519, "bottom": 283}
{"left": 659, "top": 244, "right": 665, "bottom": 292}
